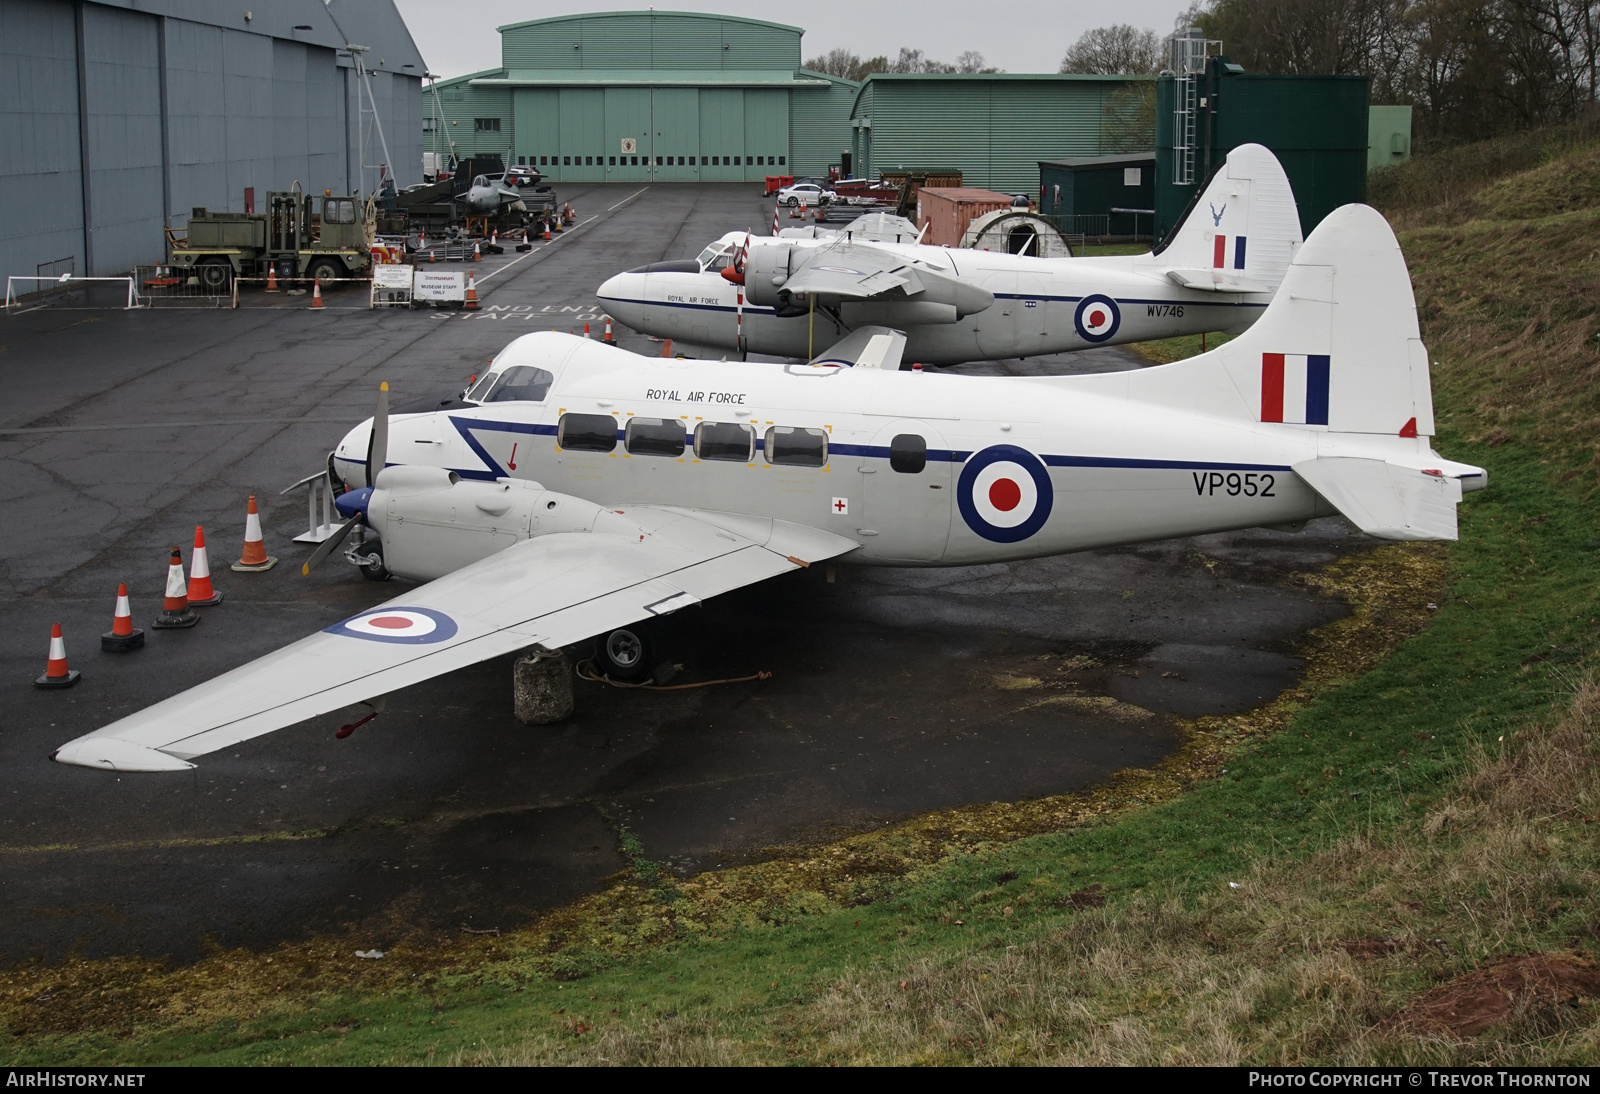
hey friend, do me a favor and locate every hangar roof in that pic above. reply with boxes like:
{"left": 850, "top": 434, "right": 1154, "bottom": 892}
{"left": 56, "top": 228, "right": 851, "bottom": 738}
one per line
{"left": 495, "top": 10, "right": 804, "bottom": 36}
{"left": 469, "top": 70, "right": 834, "bottom": 88}
{"left": 85, "top": 0, "right": 424, "bottom": 76}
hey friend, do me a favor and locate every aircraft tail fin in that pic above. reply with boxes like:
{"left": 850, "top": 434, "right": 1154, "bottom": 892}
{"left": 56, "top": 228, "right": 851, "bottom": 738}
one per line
{"left": 1107, "top": 203, "right": 1485, "bottom": 540}
{"left": 1149, "top": 143, "right": 1302, "bottom": 294}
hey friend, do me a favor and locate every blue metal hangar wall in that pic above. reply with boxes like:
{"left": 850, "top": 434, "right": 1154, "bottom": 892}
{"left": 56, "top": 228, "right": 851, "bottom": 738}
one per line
{"left": 427, "top": 12, "right": 858, "bottom": 183}
{"left": 0, "top": 0, "right": 424, "bottom": 279}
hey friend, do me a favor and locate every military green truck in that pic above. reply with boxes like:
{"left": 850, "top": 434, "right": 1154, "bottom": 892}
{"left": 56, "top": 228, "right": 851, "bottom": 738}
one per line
{"left": 168, "top": 190, "right": 374, "bottom": 291}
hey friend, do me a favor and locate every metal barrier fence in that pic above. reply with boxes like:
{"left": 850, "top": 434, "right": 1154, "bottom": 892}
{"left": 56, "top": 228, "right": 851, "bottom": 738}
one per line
{"left": 5, "top": 275, "right": 138, "bottom": 311}
{"left": 132, "top": 265, "right": 231, "bottom": 307}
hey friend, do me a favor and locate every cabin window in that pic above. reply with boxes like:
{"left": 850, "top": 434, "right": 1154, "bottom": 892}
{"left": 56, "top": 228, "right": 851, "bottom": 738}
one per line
{"left": 625, "top": 417, "right": 686, "bottom": 457}
{"left": 558, "top": 412, "right": 617, "bottom": 452}
{"left": 483, "top": 366, "right": 554, "bottom": 403}
{"left": 694, "top": 421, "right": 754, "bottom": 462}
{"left": 323, "top": 198, "right": 355, "bottom": 224}
{"left": 890, "top": 433, "right": 926, "bottom": 473}
{"left": 764, "top": 426, "right": 827, "bottom": 467}
{"left": 466, "top": 372, "right": 498, "bottom": 401}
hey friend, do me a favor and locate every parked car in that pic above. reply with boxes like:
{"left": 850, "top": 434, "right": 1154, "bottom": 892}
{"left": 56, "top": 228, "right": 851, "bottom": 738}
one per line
{"left": 777, "top": 182, "right": 834, "bottom": 208}
{"left": 505, "top": 165, "right": 542, "bottom": 187}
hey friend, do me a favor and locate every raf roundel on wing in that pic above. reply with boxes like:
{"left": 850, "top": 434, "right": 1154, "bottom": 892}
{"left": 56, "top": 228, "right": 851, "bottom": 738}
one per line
{"left": 957, "top": 445, "right": 1054, "bottom": 543}
{"left": 324, "top": 606, "right": 460, "bottom": 644}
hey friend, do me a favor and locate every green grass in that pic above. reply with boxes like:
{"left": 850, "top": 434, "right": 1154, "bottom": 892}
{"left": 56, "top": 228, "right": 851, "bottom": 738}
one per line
{"left": 7, "top": 131, "right": 1600, "bottom": 1065}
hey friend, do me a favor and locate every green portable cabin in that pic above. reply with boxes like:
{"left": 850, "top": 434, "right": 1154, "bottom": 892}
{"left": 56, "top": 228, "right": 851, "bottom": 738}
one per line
{"left": 1039, "top": 154, "right": 1156, "bottom": 237}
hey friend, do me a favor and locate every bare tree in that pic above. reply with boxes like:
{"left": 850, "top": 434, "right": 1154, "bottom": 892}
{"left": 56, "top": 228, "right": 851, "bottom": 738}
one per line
{"left": 1060, "top": 24, "right": 1166, "bottom": 74}
{"left": 804, "top": 47, "right": 1001, "bottom": 80}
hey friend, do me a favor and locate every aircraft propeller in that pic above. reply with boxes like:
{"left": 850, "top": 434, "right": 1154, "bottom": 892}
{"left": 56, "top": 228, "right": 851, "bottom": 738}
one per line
{"left": 303, "top": 381, "right": 388, "bottom": 577}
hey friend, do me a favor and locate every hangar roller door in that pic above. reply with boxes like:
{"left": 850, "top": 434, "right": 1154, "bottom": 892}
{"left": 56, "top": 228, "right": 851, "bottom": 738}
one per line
{"left": 516, "top": 87, "right": 788, "bottom": 182}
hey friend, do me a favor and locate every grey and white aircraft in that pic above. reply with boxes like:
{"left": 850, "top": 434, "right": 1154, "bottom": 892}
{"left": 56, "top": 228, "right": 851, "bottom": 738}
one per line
{"left": 463, "top": 174, "right": 527, "bottom": 217}
{"left": 597, "top": 144, "right": 1304, "bottom": 365}
{"left": 53, "top": 204, "right": 1484, "bottom": 773}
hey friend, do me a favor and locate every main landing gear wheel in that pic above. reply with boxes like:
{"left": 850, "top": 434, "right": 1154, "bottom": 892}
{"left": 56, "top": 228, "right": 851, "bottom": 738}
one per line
{"left": 598, "top": 625, "right": 653, "bottom": 682}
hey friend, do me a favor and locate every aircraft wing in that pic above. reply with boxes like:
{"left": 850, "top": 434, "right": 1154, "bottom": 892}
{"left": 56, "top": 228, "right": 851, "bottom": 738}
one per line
{"left": 780, "top": 242, "right": 921, "bottom": 299}
{"left": 53, "top": 508, "right": 859, "bottom": 772}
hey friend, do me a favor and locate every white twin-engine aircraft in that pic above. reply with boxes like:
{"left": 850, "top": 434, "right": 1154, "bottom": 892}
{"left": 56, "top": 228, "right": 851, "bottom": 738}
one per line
{"left": 54, "top": 204, "right": 1484, "bottom": 773}
{"left": 596, "top": 143, "right": 1304, "bottom": 365}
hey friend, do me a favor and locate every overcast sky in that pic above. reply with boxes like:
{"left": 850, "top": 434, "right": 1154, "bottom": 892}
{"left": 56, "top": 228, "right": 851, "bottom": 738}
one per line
{"left": 391, "top": 1, "right": 1197, "bottom": 79}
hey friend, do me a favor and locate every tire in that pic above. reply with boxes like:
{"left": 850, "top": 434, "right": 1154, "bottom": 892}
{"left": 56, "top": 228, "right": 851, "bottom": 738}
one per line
{"left": 358, "top": 541, "right": 390, "bottom": 582}
{"left": 597, "top": 625, "right": 653, "bottom": 682}
{"left": 198, "top": 258, "right": 232, "bottom": 292}
{"left": 306, "top": 258, "right": 341, "bottom": 290}
{"left": 786, "top": 196, "right": 800, "bottom": 208}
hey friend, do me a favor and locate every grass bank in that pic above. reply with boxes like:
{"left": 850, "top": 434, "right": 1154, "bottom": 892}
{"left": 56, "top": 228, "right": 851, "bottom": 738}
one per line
{"left": 5, "top": 133, "right": 1600, "bottom": 1065}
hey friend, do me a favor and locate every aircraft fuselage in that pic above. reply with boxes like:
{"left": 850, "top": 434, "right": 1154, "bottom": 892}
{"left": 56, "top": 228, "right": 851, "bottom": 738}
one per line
{"left": 597, "top": 243, "right": 1272, "bottom": 366}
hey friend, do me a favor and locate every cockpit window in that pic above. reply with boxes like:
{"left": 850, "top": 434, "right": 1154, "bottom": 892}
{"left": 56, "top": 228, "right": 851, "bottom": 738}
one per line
{"left": 466, "top": 372, "right": 498, "bottom": 401}
{"left": 483, "top": 365, "right": 554, "bottom": 403}
{"left": 696, "top": 245, "right": 733, "bottom": 272}
{"left": 473, "top": 175, "right": 487, "bottom": 187}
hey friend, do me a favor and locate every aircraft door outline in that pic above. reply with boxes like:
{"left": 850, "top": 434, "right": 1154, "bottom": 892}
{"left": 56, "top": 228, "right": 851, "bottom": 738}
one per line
{"left": 858, "top": 418, "right": 952, "bottom": 562}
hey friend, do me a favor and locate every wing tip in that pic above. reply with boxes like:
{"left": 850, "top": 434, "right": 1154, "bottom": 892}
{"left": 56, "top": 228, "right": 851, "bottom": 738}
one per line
{"left": 52, "top": 737, "right": 198, "bottom": 773}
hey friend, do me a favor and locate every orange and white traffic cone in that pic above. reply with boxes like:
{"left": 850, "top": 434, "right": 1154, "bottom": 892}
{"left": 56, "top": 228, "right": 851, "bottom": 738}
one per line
{"left": 472, "top": 240, "right": 482, "bottom": 262}
{"left": 490, "top": 229, "right": 498, "bottom": 249}
{"left": 542, "top": 220, "right": 552, "bottom": 241}
{"left": 602, "top": 316, "right": 615, "bottom": 342}
{"left": 35, "top": 624, "right": 80, "bottom": 688}
{"left": 151, "top": 548, "right": 199, "bottom": 629}
{"left": 265, "top": 265, "right": 280, "bottom": 293}
{"left": 463, "top": 269, "right": 479, "bottom": 311}
{"left": 310, "top": 281, "right": 324, "bottom": 310}
{"left": 232, "top": 495, "right": 278, "bottom": 571}
{"left": 429, "top": 247, "right": 437, "bottom": 263}
{"left": 186, "top": 526, "right": 222, "bottom": 605}
{"left": 583, "top": 321, "right": 591, "bottom": 339}
{"left": 101, "top": 583, "right": 144, "bottom": 652}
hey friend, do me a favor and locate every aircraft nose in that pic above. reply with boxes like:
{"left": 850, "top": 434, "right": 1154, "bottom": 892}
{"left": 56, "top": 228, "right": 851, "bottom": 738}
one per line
{"left": 333, "top": 421, "right": 373, "bottom": 489}
{"left": 597, "top": 272, "right": 646, "bottom": 324}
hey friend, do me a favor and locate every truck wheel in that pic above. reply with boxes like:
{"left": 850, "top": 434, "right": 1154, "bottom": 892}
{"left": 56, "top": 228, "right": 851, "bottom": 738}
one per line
{"left": 306, "top": 258, "right": 341, "bottom": 290}
{"left": 198, "top": 258, "right": 232, "bottom": 292}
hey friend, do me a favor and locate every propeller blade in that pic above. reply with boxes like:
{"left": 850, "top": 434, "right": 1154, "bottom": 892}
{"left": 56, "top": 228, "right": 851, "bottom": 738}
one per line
{"left": 300, "top": 515, "right": 362, "bottom": 576}
{"left": 366, "top": 381, "right": 389, "bottom": 487}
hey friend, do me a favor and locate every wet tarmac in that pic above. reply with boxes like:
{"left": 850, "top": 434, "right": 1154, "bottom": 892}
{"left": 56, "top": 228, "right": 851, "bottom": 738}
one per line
{"left": 0, "top": 184, "right": 1370, "bottom": 964}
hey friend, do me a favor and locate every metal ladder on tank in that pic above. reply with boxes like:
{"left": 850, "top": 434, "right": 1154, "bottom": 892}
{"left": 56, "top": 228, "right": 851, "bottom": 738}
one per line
{"left": 1169, "top": 29, "right": 1221, "bottom": 187}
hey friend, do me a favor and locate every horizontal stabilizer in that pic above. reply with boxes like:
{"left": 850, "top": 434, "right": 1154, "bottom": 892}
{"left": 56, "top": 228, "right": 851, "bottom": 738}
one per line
{"left": 809, "top": 325, "right": 907, "bottom": 369}
{"left": 1294, "top": 457, "right": 1463, "bottom": 541}
{"left": 1164, "top": 268, "right": 1273, "bottom": 294}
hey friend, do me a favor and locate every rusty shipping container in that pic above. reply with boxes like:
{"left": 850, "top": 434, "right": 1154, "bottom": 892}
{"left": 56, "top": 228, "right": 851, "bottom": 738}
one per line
{"left": 916, "top": 187, "right": 1014, "bottom": 247}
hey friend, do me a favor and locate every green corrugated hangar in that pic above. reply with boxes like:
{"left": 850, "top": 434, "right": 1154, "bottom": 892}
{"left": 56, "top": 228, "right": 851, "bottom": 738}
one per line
{"left": 849, "top": 74, "right": 1155, "bottom": 193}
{"left": 426, "top": 11, "right": 857, "bottom": 182}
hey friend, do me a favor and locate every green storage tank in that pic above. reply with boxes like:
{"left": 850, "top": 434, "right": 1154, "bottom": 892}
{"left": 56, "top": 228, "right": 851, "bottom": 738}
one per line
{"left": 1154, "top": 58, "right": 1368, "bottom": 242}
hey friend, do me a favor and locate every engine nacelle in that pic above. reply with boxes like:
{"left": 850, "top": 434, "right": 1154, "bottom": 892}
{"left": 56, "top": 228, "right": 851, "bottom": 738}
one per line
{"left": 366, "top": 468, "right": 608, "bottom": 581}
{"left": 743, "top": 242, "right": 799, "bottom": 308}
